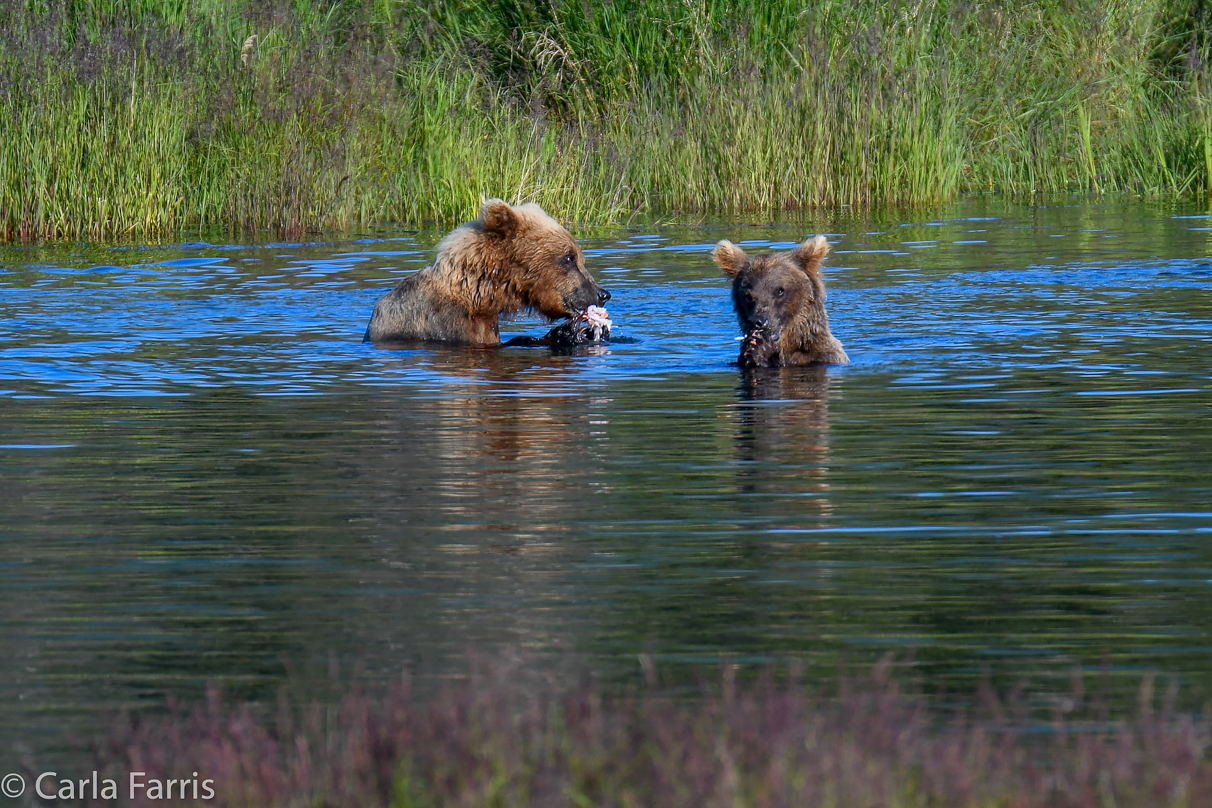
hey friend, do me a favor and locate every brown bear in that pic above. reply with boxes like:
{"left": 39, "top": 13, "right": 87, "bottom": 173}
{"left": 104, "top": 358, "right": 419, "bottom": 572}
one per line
{"left": 712, "top": 236, "right": 849, "bottom": 367}
{"left": 365, "top": 199, "right": 610, "bottom": 345}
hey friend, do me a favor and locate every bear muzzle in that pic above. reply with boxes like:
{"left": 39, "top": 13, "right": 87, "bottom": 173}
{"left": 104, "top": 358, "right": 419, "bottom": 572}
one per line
{"left": 564, "top": 284, "right": 610, "bottom": 316}
{"left": 745, "top": 313, "right": 771, "bottom": 332}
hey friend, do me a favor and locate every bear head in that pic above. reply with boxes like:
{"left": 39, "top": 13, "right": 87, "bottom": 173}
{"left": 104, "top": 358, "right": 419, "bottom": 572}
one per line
{"left": 438, "top": 198, "right": 610, "bottom": 321}
{"left": 713, "top": 236, "right": 845, "bottom": 367}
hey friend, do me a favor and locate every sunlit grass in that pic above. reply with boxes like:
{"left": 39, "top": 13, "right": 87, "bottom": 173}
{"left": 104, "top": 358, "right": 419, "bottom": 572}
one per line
{"left": 4, "top": 0, "right": 1212, "bottom": 241}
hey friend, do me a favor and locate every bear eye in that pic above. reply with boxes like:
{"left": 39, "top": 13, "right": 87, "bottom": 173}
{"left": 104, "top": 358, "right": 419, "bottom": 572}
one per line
{"left": 776, "top": 287, "right": 786, "bottom": 298}
{"left": 561, "top": 252, "right": 577, "bottom": 268}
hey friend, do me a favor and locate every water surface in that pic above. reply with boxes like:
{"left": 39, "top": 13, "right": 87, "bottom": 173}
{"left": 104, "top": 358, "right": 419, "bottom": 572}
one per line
{"left": 2, "top": 199, "right": 1212, "bottom": 761}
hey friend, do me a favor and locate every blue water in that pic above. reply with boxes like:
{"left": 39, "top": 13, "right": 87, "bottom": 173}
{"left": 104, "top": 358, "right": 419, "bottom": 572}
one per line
{"left": 2, "top": 198, "right": 1212, "bottom": 761}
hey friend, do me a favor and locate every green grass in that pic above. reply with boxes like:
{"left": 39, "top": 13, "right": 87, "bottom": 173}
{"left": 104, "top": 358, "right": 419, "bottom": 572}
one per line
{"left": 4, "top": 0, "right": 1212, "bottom": 241}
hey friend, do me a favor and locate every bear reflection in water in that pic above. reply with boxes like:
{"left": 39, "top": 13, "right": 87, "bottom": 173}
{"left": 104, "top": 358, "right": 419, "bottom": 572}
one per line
{"left": 369, "top": 350, "right": 834, "bottom": 537}
{"left": 367, "top": 348, "right": 612, "bottom": 546}
{"left": 732, "top": 365, "right": 834, "bottom": 523}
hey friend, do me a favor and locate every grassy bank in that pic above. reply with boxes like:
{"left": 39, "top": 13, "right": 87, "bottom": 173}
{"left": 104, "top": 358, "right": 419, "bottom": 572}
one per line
{"left": 90, "top": 659, "right": 1211, "bottom": 808}
{"left": 4, "top": 0, "right": 1212, "bottom": 241}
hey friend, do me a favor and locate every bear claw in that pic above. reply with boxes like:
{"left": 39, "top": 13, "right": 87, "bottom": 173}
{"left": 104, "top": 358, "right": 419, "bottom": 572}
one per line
{"left": 739, "top": 327, "right": 779, "bottom": 367}
{"left": 545, "top": 306, "right": 612, "bottom": 347}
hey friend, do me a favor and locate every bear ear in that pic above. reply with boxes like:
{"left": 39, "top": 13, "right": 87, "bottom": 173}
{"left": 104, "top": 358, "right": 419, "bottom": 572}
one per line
{"left": 481, "top": 198, "right": 516, "bottom": 235}
{"left": 713, "top": 240, "right": 747, "bottom": 278}
{"left": 790, "top": 236, "right": 829, "bottom": 274}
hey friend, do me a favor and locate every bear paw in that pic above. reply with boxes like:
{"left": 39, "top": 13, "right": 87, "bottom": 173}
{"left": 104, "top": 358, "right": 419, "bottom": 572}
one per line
{"left": 739, "top": 328, "right": 779, "bottom": 367}
{"left": 547, "top": 306, "right": 612, "bottom": 347}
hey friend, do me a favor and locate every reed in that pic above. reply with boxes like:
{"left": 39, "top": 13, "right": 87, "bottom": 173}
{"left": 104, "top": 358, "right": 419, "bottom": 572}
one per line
{"left": 91, "top": 658, "right": 1212, "bottom": 808}
{"left": 3, "top": 0, "right": 1212, "bottom": 241}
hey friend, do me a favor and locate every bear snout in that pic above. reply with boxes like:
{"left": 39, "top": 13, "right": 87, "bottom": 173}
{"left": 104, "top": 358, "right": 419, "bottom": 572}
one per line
{"left": 563, "top": 283, "right": 608, "bottom": 316}
{"left": 746, "top": 312, "right": 770, "bottom": 331}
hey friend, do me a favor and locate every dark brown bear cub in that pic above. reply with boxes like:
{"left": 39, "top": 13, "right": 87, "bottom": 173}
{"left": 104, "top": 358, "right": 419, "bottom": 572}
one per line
{"left": 713, "top": 236, "right": 848, "bottom": 367}
{"left": 365, "top": 198, "right": 610, "bottom": 345}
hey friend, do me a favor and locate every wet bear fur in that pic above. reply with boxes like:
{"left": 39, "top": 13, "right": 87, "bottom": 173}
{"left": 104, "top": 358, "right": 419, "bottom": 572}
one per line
{"left": 713, "top": 236, "right": 849, "bottom": 367}
{"left": 365, "top": 199, "right": 609, "bottom": 345}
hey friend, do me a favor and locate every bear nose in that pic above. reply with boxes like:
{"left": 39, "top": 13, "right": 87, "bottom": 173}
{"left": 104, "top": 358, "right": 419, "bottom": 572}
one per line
{"left": 597, "top": 289, "right": 611, "bottom": 304}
